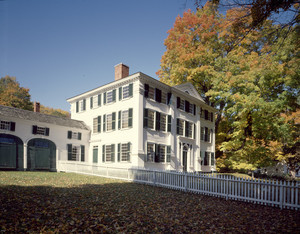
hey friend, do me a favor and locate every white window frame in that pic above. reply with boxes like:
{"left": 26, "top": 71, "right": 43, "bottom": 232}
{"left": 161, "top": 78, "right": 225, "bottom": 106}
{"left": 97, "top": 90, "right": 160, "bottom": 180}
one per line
{"left": 0, "top": 121, "right": 11, "bottom": 130}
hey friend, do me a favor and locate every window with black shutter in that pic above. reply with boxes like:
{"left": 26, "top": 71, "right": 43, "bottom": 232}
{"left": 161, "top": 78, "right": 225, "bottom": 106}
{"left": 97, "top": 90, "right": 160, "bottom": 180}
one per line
{"left": 67, "top": 131, "right": 72, "bottom": 139}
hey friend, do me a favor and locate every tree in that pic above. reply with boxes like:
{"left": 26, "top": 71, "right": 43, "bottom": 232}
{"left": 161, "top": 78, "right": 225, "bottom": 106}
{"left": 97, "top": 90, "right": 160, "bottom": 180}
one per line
{"left": 195, "top": 0, "right": 299, "bottom": 29}
{"left": 40, "top": 105, "right": 70, "bottom": 118}
{"left": 157, "top": 2, "right": 300, "bottom": 174}
{"left": 0, "top": 76, "right": 33, "bottom": 111}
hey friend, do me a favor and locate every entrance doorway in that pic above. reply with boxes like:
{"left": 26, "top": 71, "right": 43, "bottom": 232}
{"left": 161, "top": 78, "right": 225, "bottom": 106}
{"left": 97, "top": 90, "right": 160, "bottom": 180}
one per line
{"left": 0, "top": 134, "right": 23, "bottom": 170}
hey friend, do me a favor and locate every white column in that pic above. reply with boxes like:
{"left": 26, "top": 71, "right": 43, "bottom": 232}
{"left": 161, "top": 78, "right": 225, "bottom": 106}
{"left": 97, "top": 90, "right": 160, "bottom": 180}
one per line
{"left": 23, "top": 143, "right": 27, "bottom": 170}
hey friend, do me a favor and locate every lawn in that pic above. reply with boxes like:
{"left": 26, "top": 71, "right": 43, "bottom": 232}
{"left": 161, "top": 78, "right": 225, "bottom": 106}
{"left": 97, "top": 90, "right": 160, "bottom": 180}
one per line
{"left": 0, "top": 172, "right": 299, "bottom": 233}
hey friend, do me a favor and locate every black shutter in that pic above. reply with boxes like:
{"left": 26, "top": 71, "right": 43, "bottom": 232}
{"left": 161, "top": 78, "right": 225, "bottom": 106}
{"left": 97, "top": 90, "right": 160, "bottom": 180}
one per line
{"left": 167, "top": 115, "right": 171, "bottom": 132}
{"left": 32, "top": 125, "right": 37, "bottom": 134}
{"left": 98, "top": 116, "right": 101, "bottom": 132}
{"left": 67, "top": 131, "right": 72, "bottom": 139}
{"left": 129, "top": 83, "right": 133, "bottom": 97}
{"left": 98, "top": 94, "right": 101, "bottom": 106}
{"left": 90, "top": 97, "right": 93, "bottom": 109}
{"left": 78, "top": 132, "right": 82, "bottom": 140}
{"left": 205, "top": 127, "right": 208, "bottom": 142}
{"left": 143, "top": 108, "right": 148, "bottom": 128}
{"left": 83, "top": 99, "right": 86, "bottom": 111}
{"left": 194, "top": 124, "right": 196, "bottom": 139}
{"left": 185, "top": 121, "right": 189, "bottom": 137}
{"left": 155, "top": 112, "right": 161, "bottom": 131}
{"left": 211, "top": 112, "right": 213, "bottom": 122}
{"left": 185, "top": 100, "right": 190, "bottom": 113}
{"left": 111, "top": 144, "right": 115, "bottom": 162}
{"left": 102, "top": 145, "right": 105, "bottom": 162}
{"left": 176, "top": 119, "right": 180, "bottom": 134}
{"left": 103, "top": 114, "right": 106, "bottom": 132}
{"left": 67, "top": 144, "right": 72, "bottom": 160}
{"left": 118, "top": 111, "right": 121, "bottom": 129}
{"left": 119, "top": 87, "right": 122, "bottom": 100}
{"left": 155, "top": 88, "right": 162, "bottom": 103}
{"left": 144, "top": 84, "right": 149, "bottom": 97}
{"left": 81, "top": 145, "right": 85, "bottom": 161}
{"left": 10, "top": 122, "right": 15, "bottom": 131}
{"left": 112, "top": 112, "right": 116, "bottom": 130}
{"left": 118, "top": 143, "right": 121, "bottom": 162}
{"left": 155, "top": 144, "right": 160, "bottom": 163}
{"left": 167, "top": 93, "right": 172, "bottom": 105}
{"left": 45, "top": 128, "right": 50, "bottom": 136}
{"left": 193, "top": 104, "right": 196, "bottom": 115}
{"left": 103, "top": 92, "right": 107, "bottom": 104}
{"left": 205, "top": 110, "right": 208, "bottom": 120}
{"left": 112, "top": 89, "right": 116, "bottom": 102}
{"left": 76, "top": 101, "right": 79, "bottom": 113}
{"left": 128, "top": 108, "right": 133, "bottom": 127}
{"left": 177, "top": 97, "right": 181, "bottom": 108}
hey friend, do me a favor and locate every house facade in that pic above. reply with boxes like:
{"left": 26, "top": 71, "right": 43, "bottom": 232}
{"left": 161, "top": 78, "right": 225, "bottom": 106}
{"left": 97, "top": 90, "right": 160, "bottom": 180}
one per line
{"left": 67, "top": 64, "right": 216, "bottom": 172}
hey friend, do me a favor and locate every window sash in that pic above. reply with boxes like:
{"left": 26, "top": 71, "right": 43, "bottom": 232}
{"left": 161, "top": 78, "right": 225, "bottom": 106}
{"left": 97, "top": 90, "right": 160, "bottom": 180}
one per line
{"left": 147, "top": 143, "right": 155, "bottom": 162}
{"left": 0, "top": 121, "right": 11, "bottom": 130}
{"left": 148, "top": 86, "right": 155, "bottom": 99}
{"left": 93, "top": 146, "right": 98, "bottom": 163}
{"left": 160, "top": 114, "right": 166, "bottom": 132}
{"left": 122, "top": 110, "right": 129, "bottom": 128}
{"left": 121, "top": 143, "right": 130, "bottom": 162}
{"left": 147, "top": 110, "right": 155, "bottom": 129}
{"left": 106, "top": 90, "right": 116, "bottom": 104}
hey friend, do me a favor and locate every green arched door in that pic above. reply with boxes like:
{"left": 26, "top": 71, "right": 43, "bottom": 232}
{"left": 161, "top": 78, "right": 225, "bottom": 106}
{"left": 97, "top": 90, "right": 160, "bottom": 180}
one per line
{"left": 27, "top": 139, "right": 56, "bottom": 171}
{"left": 0, "top": 134, "right": 23, "bottom": 170}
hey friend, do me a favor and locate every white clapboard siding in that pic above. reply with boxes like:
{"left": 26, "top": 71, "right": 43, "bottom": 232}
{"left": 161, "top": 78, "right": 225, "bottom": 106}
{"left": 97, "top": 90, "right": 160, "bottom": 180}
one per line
{"left": 58, "top": 161, "right": 300, "bottom": 210}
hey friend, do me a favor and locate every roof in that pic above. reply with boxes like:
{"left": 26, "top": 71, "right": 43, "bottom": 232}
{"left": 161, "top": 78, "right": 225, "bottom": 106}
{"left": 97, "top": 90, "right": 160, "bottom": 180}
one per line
{"left": 0, "top": 105, "right": 89, "bottom": 130}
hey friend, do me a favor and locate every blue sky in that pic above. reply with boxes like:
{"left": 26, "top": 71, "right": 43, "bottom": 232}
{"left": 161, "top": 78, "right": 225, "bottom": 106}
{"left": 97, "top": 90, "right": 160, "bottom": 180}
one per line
{"left": 0, "top": 0, "right": 196, "bottom": 111}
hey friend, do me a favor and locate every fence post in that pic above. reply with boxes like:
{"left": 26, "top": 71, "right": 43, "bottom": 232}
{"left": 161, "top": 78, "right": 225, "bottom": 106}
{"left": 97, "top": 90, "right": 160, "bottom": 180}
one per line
{"left": 184, "top": 172, "right": 188, "bottom": 192}
{"left": 279, "top": 180, "right": 283, "bottom": 209}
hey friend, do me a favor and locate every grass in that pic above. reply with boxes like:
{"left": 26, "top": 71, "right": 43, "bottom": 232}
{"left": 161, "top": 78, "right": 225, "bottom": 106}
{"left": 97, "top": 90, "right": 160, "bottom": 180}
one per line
{"left": 0, "top": 171, "right": 299, "bottom": 233}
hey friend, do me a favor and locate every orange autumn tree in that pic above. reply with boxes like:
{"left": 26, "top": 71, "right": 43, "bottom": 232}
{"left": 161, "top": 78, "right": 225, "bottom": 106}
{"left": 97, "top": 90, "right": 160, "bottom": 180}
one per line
{"left": 0, "top": 76, "right": 33, "bottom": 111}
{"left": 157, "top": 2, "right": 300, "bottom": 175}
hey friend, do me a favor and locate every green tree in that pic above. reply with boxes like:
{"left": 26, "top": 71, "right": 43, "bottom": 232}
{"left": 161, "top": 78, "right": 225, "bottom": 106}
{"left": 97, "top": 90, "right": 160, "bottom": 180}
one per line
{"left": 157, "top": 3, "right": 300, "bottom": 174}
{"left": 0, "top": 76, "right": 33, "bottom": 111}
{"left": 40, "top": 105, "right": 70, "bottom": 118}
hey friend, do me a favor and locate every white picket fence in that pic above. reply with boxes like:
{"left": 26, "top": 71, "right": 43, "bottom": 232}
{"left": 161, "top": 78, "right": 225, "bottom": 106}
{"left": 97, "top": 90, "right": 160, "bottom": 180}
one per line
{"left": 58, "top": 161, "right": 300, "bottom": 210}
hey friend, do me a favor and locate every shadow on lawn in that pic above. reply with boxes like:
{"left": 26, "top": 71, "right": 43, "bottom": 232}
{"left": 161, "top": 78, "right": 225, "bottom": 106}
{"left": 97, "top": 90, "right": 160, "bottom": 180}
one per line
{"left": 0, "top": 182, "right": 299, "bottom": 233}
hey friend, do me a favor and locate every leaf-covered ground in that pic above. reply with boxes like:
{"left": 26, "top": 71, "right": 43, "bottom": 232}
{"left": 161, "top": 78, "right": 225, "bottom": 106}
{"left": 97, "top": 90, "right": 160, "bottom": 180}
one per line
{"left": 0, "top": 172, "right": 299, "bottom": 233}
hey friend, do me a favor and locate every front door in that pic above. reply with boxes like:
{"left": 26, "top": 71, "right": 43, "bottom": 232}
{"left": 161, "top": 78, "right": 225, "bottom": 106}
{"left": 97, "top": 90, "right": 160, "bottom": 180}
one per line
{"left": 182, "top": 145, "right": 188, "bottom": 172}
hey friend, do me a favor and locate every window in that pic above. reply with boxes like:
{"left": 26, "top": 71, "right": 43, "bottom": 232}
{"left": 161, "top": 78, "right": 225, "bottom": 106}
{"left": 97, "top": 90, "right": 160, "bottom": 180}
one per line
{"left": 148, "top": 86, "right": 155, "bottom": 99}
{"left": 147, "top": 143, "right": 155, "bottom": 162}
{"left": 67, "top": 144, "right": 85, "bottom": 162}
{"left": 144, "top": 109, "right": 155, "bottom": 130}
{"left": 146, "top": 143, "right": 171, "bottom": 163}
{"left": 105, "top": 144, "right": 115, "bottom": 162}
{"left": 105, "top": 89, "right": 116, "bottom": 104}
{"left": 176, "top": 119, "right": 184, "bottom": 136}
{"left": 0, "top": 121, "right": 15, "bottom": 131}
{"left": 160, "top": 114, "right": 167, "bottom": 132}
{"left": 93, "top": 146, "right": 98, "bottom": 163}
{"left": 121, "top": 83, "right": 133, "bottom": 100}
{"left": 185, "top": 121, "right": 193, "bottom": 138}
{"left": 106, "top": 112, "right": 116, "bottom": 131}
{"left": 67, "top": 131, "right": 82, "bottom": 140}
{"left": 201, "top": 127, "right": 211, "bottom": 142}
{"left": 120, "top": 109, "right": 133, "bottom": 129}
{"left": 32, "top": 125, "right": 49, "bottom": 136}
{"left": 80, "top": 99, "right": 86, "bottom": 112}
{"left": 201, "top": 151, "right": 213, "bottom": 166}
{"left": 118, "top": 143, "right": 131, "bottom": 162}
{"left": 93, "top": 116, "right": 101, "bottom": 133}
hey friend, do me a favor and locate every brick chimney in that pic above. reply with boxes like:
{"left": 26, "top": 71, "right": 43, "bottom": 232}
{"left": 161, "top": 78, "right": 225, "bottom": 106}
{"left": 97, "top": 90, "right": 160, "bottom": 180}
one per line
{"left": 34, "top": 101, "right": 40, "bottom": 113}
{"left": 115, "top": 63, "right": 129, "bottom": 81}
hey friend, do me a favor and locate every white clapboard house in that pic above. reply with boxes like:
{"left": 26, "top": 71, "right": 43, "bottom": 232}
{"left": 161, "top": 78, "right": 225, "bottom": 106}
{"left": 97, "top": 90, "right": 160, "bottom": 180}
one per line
{"left": 0, "top": 64, "right": 216, "bottom": 172}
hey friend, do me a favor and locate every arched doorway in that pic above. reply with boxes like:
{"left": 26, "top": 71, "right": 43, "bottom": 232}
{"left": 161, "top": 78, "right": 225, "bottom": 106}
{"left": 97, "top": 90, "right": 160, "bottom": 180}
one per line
{"left": 27, "top": 138, "right": 56, "bottom": 171}
{"left": 0, "top": 134, "right": 23, "bottom": 170}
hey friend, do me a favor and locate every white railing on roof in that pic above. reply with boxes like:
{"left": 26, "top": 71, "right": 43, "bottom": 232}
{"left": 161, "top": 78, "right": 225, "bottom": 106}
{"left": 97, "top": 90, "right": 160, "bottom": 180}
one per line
{"left": 58, "top": 161, "right": 300, "bottom": 210}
